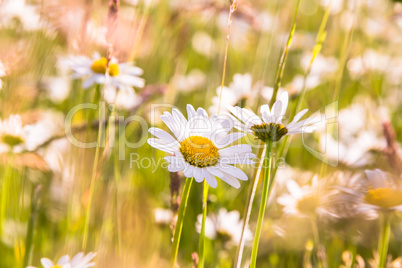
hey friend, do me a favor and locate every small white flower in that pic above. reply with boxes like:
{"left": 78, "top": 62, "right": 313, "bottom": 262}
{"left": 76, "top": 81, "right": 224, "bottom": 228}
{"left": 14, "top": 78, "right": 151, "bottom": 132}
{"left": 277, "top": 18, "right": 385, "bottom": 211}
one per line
{"left": 28, "top": 252, "right": 96, "bottom": 268}
{"left": 277, "top": 176, "right": 336, "bottom": 218}
{"left": 61, "top": 53, "right": 145, "bottom": 107}
{"left": 229, "top": 91, "right": 316, "bottom": 142}
{"left": 147, "top": 104, "right": 255, "bottom": 188}
{"left": 337, "top": 169, "right": 402, "bottom": 218}
{"left": 209, "top": 73, "right": 253, "bottom": 114}
{"left": 0, "top": 114, "right": 26, "bottom": 153}
{"left": 195, "top": 208, "right": 252, "bottom": 245}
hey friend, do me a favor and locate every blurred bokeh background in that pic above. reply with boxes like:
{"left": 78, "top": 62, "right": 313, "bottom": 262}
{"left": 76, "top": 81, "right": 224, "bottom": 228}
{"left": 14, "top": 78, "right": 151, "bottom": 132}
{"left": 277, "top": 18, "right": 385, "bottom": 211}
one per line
{"left": 0, "top": 0, "right": 401, "bottom": 267}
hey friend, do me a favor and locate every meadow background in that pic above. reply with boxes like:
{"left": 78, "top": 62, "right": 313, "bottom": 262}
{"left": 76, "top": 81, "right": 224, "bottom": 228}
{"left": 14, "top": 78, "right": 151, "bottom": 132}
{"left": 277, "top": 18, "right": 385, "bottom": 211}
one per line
{"left": 0, "top": 0, "right": 401, "bottom": 267}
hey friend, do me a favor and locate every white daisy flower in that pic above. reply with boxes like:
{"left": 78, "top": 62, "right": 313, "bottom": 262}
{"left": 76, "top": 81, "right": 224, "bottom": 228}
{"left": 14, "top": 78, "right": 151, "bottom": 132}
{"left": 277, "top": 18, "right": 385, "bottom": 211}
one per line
{"left": 147, "top": 104, "right": 255, "bottom": 188}
{"left": 0, "top": 114, "right": 26, "bottom": 153}
{"left": 277, "top": 176, "right": 336, "bottom": 218}
{"left": 228, "top": 91, "right": 316, "bottom": 142}
{"left": 195, "top": 208, "right": 252, "bottom": 245}
{"left": 61, "top": 53, "right": 145, "bottom": 106}
{"left": 337, "top": 169, "right": 402, "bottom": 217}
{"left": 209, "top": 73, "right": 253, "bottom": 115}
{"left": 28, "top": 252, "right": 96, "bottom": 268}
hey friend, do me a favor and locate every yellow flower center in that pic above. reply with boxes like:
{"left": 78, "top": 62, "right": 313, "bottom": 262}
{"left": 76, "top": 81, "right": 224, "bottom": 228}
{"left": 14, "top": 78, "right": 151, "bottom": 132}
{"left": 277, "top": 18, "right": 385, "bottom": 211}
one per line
{"left": 1, "top": 134, "right": 24, "bottom": 147}
{"left": 50, "top": 265, "right": 62, "bottom": 268}
{"left": 296, "top": 195, "right": 320, "bottom": 215}
{"left": 90, "top": 57, "right": 119, "bottom": 76}
{"left": 179, "top": 136, "right": 219, "bottom": 168}
{"left": 251, "top": 123, "right": 288, "bottom": 142}
{"left": 364, "top": 188, "right": 402, "bottom": 208}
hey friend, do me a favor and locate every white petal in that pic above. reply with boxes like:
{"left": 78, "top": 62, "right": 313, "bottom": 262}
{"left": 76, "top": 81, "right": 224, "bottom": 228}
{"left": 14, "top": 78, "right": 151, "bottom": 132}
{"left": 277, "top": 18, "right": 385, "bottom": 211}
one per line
{"left": 193, "top": 167, "right": 205, "bottom": 183}
{"left": 219, "top": 144, "right": 252, "bottom": 156}
{"left": 149, "top": 127, "right": 179, "bottom": 145}
{"left": 219, "top": 164, "right": 248, "bottom": 181}
{"left": 204, "top": 169, "right": 218, "bottom": 188}
{"left": 40, "top": 258, "right": 55, "bottom": 268}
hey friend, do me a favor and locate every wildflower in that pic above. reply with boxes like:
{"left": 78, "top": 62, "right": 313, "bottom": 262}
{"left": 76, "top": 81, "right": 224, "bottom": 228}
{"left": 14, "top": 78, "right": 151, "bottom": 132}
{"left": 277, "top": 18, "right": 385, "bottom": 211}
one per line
{"left": 0, "top": 114, "right": 26, "bottom": 153}
{"left": 61, "top": 53, "right": 145, "bottom": 107}
{"left": 27, "top": 252, "right": 96, "bottom": 268}
{"left": 338, "top": 169, "right": 402, "bottom": 217}
{"left": 209, "top": 73, "right": 254, "bottom": 114}
{"left": 195, "top": 208, "right": 252, "bottom": 245}
{"left": 229, "top": 91, "right": 316, "bottom": 143}
{"left": 147, "top": 104, "right": 255, "bottom": 188}
{"left": 277, "top": 176, "right": 336, "bottom": 218}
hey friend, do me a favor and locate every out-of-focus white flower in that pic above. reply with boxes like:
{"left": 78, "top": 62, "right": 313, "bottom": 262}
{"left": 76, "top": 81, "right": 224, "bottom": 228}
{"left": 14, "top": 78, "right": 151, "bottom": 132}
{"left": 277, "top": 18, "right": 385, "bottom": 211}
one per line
{"left": 192, "top": 31, "right": 216, "bottom": 58}
{"left": 229, "top": 91, "right": 317, "bottom": 142}
{"left": 277, "top": 176, "right": 337, "bottom": 218}
{"left": 61, "top": 53, "right": 145, "bottom": 108}
{"left": 28, "top": 252, "right": 96, "bottom": 268}
{"left": 147, "top": 104, "right": 255, "bottom": 188}
{"left": 301, "top": 53, "right": 338, "bottom": 78}
{"left": 337, "top": 170, "right": 402, "bottom": 219}
{"left": 347, "top": 49, "right": 390, "bottom": 78}
{"left": 0, "top": 61, "right": 6, "bottom": 90}
{"left": 154, "top": 208, "right": 173, "bottom": 225}
{"left": 171, "top": 69, "right": 206, "bottom": 92}
{"left": 0, "top": 114, "right": 26, "bottom": 153}
{"left": 209, "top": 73, "right": 253, "bottom": 114}
{"left": 316, "top": 97, "right": 386, "bottom": 167}
{"left": 0, "top": 0, "right": 45, "bottom": 31}
{"left": 196, "top": 208, "right": 252, "bottom": 245}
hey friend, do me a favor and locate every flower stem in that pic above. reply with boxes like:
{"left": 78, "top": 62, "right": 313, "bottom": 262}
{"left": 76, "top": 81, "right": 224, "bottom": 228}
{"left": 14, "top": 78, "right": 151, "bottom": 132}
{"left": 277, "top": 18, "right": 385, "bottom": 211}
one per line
{"left": 23, "top": 185, "right": 42, "bottom": 268}
{"left": 250, "top": 141, "right": 273, "bottom": 267}
{"left": 198, "top": 180, "right": 209, "bottom": 268}
{"left": 234, "top": 144, "right": 266, "bottom": 268}
{"left": 82, "top": 87, "right": 105, "bottom": 250}
{"left": 378, "top": 213, "right": 391, "bottom": 268}
{"left": 171, "top": 177, "right": 193, "bottom": 267}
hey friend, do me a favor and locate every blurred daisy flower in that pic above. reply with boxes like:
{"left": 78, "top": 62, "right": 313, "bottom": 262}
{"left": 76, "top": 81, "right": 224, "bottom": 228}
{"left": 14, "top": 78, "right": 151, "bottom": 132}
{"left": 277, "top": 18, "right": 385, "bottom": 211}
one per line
{"left": 229, "top": 91, "right": 316, "bottom": 142}
{"left": 209, "top": 73, "right": 254, "bottom": 114}
{"left": 147, "top": 104, "right": 255, "bottom": 188}
{"left": 338, "top": 169, "right": 402, "bottom": 217}
{"left": 27, "top": 251, "right": 96, "bottom": 268}
{"left": 61, "top": 53, "right": 145, "bottom": 107}
{"left": 277, "top": 176, "right": 337, "bottom": 218}
{"left": 196, "top": 208, "right": 252, "bottom": 245}
{"left": 0, "top": 114, "right": 26, "bottom": 153}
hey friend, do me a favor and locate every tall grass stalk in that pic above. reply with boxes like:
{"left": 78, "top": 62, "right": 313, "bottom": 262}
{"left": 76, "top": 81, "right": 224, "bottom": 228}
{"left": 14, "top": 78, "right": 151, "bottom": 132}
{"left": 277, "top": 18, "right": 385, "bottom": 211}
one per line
{"left": 23, "top": 185, "right": 42, "bottom": 268}
{"left": 234, "top": 144, "right": 265, "bottom": 268}
{"left": 198, "top": 180, "right": 209, "bottom": 268}
{"left": 82, "top": 86, "right": 105, "bottom": 250}
{"left": 171, "top": 177, "right": 193, "bottom": 267}
{"left": 250, "top": 141, "right": 273, "bottom": 267}
{"left": 378, "top": 214, "right": 391, "bottom": 268}
{"left": 269, "top": 0, "right": 300, "bottom": 107}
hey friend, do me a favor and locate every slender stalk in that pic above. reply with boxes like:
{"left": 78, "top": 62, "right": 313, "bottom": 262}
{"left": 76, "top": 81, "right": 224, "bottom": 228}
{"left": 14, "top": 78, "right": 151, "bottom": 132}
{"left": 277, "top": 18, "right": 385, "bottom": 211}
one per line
{"left": 234, "top": 144, "right": 266, "bottom": 268}
{"left": 23, "top": 185, "right": 42, "bottom": 268}
{"left": 217, "top": 0, "right": 238, "bottom": 114}
{"left": 171, "top": 177, "right": 193, "bottom": 267}
{"left": 82, "top": 88, "right": 105, "bottom": 250}
{"left": 250, "top": 141, "right": 273, "bottom": 267}
{"left": 269, "top": 0, "right": 300, "bottom": 107}
{"left": 198, "top": 180, "right": 209, "bottom": 268}
{"left": 378, "top": 213, "right": 391, "bottom": 268}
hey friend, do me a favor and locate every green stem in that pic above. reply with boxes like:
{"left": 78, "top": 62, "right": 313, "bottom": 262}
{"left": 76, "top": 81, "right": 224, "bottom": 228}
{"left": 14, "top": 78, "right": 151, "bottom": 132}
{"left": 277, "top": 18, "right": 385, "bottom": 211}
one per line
{"left": 198, "top": 180, "right": 209, "bottom": 268}
{"left": 171, "top": 177, "right": 193, "bottom": 267}
{"left": 269, "top": 0, "right": 300, "bottom": 107}
{"left": 234, "top": 144, "right": 266, "bottom": 268}
{"left": 250, "top": 142, "right": 273, "bottom": 267}
{"left": 23, "top": 185, "right": 41, "bottom": 268}
{"left": 82, "top": 88, "right": 105, "bottom": 250}
{"left": 378, "top": 213, "right": 391, "bottom": 268}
